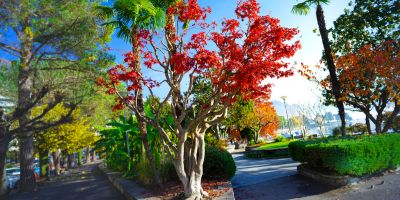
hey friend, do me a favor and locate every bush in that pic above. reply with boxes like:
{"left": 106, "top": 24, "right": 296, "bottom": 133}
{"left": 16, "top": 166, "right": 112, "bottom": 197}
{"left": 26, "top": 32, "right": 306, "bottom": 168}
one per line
{"left": 332, "top": 127, "right": 341, "bottom": 137}
{"left": 350, "top": 123, "right": 368, "bottom": 134}
{"left": 289, "top": 133, "right": 400, "bottom": 176}
{"left": 136, "top": 158, "right": 177, "bottom": 185}
{"left": 275, "top": 135, "right": 287, "bottom": 142}
{"left": 205, "top": 133, "right": 228, "bottom": 148}
{"left": 203, "top": 145, "right": 236, "bottom": 180}
{"left": 240, "top": 127, "right": 254, "bottom": 143}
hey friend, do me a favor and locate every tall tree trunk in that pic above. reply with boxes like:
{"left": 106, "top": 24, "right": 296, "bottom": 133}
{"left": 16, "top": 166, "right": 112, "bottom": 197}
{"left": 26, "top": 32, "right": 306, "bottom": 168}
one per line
{"left": 365, "top": 114, "right": 372, "bottom": 134}
{"left": 86, "top": 146, "right": 91, "bottom": 164}
{"left": 67, "top": 154, "right": 74, "bottom": 169}
{"left": 54, "top": 150, "right": 61, "bottom": 175}
{"left": 130, "top": 27, "right": 162, "bottom": 188}
{"left": 91, "top": 150, "right": 96, "bottom": 162}
{"left": 316, "top": 4, "right": 346, "bottom": 136}
{"left": 19, "top": 135, "right": 36, "bottom": 191}
{"left": 18, "top": 28, "right": 36, "bottom": 191}
{"left": 0, "top": 133, "right": 12, "bottom": 196}
{"left": 77, "top": 150, "right": 82, "bottom": 166}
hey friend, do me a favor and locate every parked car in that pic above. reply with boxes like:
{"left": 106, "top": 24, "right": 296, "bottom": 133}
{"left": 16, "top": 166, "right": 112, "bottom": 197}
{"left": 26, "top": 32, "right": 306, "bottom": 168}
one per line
{"left": 6, "top": 167, "right": 20, "bottom": 189}
{"left": 6, "top": 164, "right": 41, "bottom": 189}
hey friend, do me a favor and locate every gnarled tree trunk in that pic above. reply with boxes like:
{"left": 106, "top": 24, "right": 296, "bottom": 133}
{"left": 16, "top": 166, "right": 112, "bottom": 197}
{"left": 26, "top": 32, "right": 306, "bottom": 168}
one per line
{"left": 174, "top": 133, "right": 207, "bottom": 199}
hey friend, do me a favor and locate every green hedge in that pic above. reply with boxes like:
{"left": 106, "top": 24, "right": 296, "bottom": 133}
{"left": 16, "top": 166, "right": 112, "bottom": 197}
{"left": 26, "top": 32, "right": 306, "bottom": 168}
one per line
{"left": 203, "top": 145, "right": 236, "bottom": 180}
{"left": 289, "top": 134, "right": 400, "bottom": 176}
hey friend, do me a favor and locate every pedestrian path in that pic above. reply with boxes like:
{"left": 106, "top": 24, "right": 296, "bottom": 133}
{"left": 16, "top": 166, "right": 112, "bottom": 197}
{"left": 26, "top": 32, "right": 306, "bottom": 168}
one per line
{"left": 231, "top": 153, "right": 299, "bottom": 188}
{"left": 7, "top": 163, "right": 125, "bottom": 200}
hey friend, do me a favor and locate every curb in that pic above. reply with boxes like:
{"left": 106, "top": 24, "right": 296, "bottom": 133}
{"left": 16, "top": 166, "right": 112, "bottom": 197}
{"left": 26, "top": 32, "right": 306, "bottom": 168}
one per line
{"left": 98, "top": 163, "right": 235, "bottom": 200}
{"left": 98, "top": 163, "right": 157, "bottom": 200}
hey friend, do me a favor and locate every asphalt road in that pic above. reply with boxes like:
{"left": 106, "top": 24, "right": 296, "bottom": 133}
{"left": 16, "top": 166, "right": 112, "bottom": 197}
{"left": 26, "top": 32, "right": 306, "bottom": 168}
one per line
{"left": 6, "top": 163, "right": 125, "bottom": 200}
{"left": 231, "top": 153, "right": 299, "bottom": 188}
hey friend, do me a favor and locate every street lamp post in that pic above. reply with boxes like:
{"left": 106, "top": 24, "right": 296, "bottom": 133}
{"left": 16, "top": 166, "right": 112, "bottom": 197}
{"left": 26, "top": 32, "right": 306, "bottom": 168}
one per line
{"left": 281, "top": 96, "right": 293, "bottom": 139}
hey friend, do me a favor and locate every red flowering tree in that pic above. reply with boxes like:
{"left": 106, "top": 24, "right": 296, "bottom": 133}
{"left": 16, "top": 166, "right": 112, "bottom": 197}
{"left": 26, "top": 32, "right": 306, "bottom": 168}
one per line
{"left": 98, "top": 0, "right": 300, "bottom": 198}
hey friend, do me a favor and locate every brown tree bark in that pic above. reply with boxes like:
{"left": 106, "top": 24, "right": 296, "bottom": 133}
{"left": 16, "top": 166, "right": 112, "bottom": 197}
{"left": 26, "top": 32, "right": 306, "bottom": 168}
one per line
{"left": 18, "top": 135, "right": 36, "bottom": 191}
{"left": 316, "top": 4, "right": 346, "bottom": 136}
{"left": 0, "top": 133, "right": 12, "bottom": 196}
{"left": 67, "top": 154, "right": 74, "bottom": 169}
{"left": 130, "top": 26, "right": 162, "bottom": 188}
{"left": 86, "top": 146, "right": 91, "bottom": 164}
{"left": 54, "top": 150, "right": 61, "bottom": 175}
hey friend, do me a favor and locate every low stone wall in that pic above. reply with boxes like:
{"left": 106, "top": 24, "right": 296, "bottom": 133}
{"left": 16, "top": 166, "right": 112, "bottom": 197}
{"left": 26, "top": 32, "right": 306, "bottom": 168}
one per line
{"left": 297, "top": 164, "right": 363, "bottom": 186}
{"left": 98, "top": 163, "right": 235, "bottom": 200}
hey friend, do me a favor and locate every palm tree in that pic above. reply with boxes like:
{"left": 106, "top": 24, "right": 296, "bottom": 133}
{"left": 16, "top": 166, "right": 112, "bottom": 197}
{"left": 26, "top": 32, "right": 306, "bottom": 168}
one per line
{"left": 292, "top": 0, "right": 346, "bottom": 136}
{"left": 96, "top": 0, "right": 165, "bottom": 187}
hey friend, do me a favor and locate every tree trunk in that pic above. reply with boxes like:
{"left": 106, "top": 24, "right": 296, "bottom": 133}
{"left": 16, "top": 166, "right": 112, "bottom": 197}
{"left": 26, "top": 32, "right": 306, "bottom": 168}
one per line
{"left": 365, "top": 114, "right": 372, "bottom": 134}
{"left": 316, "top": 4, "right": 346, "bottom": 136}
{"left": 67, "top": 154, "right": 74, "bottom": 169}
{"left": 77, "top": 150, "right": 82, "bottom": 166}
{"left": 0, "top": 133, "right": 12, "bottom": 196}
{"left": 130, "top": 26, "right": 162, "bottom": 188}
{"left": 382, "top": 103, "right": 399, "bottom": 133}
{"left": 174, "top": 134, "right": 207, "bottom": 199}
{"left": 19, "top": 135, "right": 36, "bottom": 191}
{"left": 17, "top": 27, "right": 36, "bottom": 191}
{"left": 92, "top": 150, "right": 97, "bottom": 162}
{"left": 86, "top": 146, "right": 91, "bottom": 164}
{"left": 54, "top": 150, "right": 61, "bottom": 175}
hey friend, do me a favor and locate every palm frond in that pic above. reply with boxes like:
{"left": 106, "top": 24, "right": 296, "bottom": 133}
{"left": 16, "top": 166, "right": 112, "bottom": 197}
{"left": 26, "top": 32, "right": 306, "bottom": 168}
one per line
{"left": 292, "top": 2, "right": 311, "bottom": 15}
{"left": 95, "top": 5, "right": 114, "bottom": 20}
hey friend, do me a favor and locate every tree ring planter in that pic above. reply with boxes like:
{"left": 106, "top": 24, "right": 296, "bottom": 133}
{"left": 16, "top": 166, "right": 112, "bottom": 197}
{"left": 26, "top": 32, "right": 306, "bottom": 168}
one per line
{"left": 245, "top": 148, "right": 289, "bottom": 159}
{"left": 297, "top": 164, "right": 364, "bottom": 186}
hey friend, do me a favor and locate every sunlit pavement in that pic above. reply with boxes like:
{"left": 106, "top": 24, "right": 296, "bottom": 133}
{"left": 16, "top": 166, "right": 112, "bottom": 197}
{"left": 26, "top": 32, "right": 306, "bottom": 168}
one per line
{"left": 231, "top": 153, "right": 299, "bottom": 188}
{"left": 232, "top": 153, "right": 400, "bottom": 200}
{"left": 6, "top": 163, "right": 125, "bottom": 200}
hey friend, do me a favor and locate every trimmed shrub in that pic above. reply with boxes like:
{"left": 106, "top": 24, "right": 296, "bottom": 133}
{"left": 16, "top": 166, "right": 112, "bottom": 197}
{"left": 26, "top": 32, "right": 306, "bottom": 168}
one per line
{"left": 275, "top": 135, "right": 287, "bottom": 142}
{"left": 203, "top": 145, "right": 236, "bottom": 180}
{"left": 289, "top": 134, "right": 400, "bottom": 176}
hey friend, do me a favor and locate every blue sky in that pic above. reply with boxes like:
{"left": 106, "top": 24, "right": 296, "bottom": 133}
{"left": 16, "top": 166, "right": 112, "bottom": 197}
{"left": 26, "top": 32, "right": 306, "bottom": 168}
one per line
{"left": 108, "top": 0, "right": 350, "bottom": 104}
{"left": 1, "top": 0, "right": 361, "bottom": 118}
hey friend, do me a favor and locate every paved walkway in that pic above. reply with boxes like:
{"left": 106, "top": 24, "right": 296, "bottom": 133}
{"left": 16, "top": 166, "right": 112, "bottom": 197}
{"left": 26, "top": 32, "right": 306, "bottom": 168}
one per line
{"left": 6, "top": 163, "right": 125, "bottom": 200}
{"left": 232, "top": 153, "right": 400, "bottom": 200}
{"left": 231, "top": 153, "right": 299, "bottom": 188}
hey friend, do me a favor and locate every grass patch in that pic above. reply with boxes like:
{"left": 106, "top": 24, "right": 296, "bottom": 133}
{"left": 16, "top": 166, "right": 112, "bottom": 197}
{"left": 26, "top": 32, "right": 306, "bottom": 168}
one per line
{"left": 256, "top": 140, "right": 293, "bottom": 150}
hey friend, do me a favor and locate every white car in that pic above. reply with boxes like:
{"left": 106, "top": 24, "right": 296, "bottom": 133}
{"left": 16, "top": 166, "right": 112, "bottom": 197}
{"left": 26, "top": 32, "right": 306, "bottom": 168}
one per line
{"left": 6, "top": 167, "right": 20, "bottom": 189}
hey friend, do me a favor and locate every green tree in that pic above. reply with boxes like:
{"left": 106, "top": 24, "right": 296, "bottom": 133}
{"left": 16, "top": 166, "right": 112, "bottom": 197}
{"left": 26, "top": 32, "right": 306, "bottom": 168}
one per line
{"left": 33, "top": 104, "right": 97, "bottom": 175}
{"left": 292, "top": 0, "right": 346, "bottom": 136}
{"left": 96, "top": 0, "right": 166, "bottom": 187}
{"left": 332, "top": 0, "right": 400, "bottom": 54}
{"left": 0, "top": 0, "right": 110, "bottom": 192}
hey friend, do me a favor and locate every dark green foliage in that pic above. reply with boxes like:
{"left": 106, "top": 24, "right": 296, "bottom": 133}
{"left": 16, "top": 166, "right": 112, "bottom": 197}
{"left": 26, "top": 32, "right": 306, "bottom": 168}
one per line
{"left": 332, "top": 127, "right": 341, "bottom": 137}
{"left": 289, "top": 134, "right": 400, "bottom": 176}
{"left": 203, "top": 146, "right": 236, "bottom": 180}
{"left": 275, "top": 135, "right": 288, "bottom": 142}
{"left": 332, "top": 0, "right": 400, "bottom": 54}
{"left": 240, "top": 127, "right": 254, "bottom": 143}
